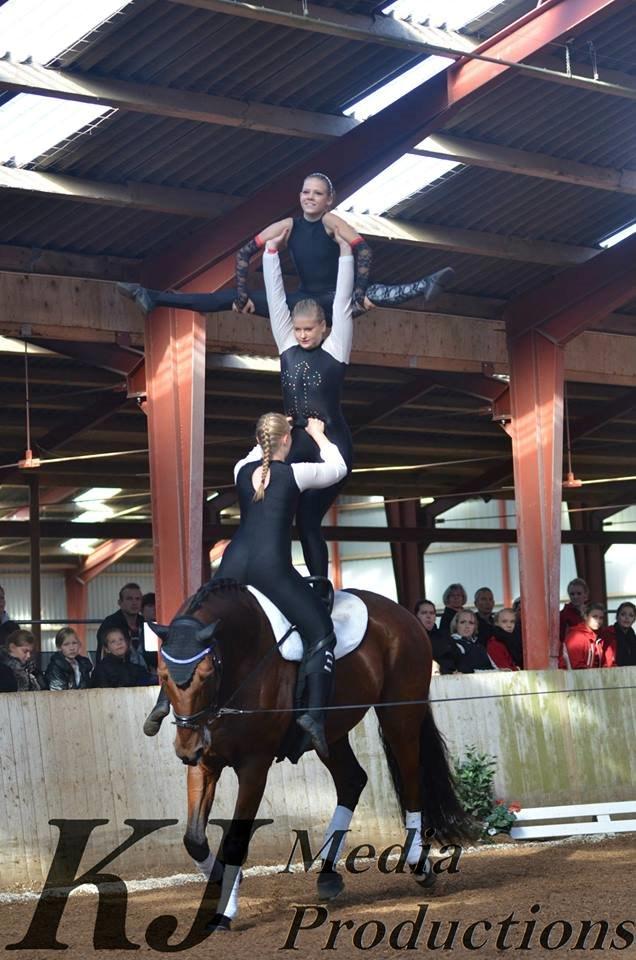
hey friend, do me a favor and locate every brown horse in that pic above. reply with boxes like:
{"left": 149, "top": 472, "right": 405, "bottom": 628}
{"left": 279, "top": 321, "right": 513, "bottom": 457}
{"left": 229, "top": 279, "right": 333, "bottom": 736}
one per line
{"left": 155, "top": 578, "right": 473, "bottom": 932}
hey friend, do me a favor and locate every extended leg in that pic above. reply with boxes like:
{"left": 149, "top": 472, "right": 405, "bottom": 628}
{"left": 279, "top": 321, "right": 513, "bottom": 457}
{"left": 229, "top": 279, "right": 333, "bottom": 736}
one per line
{"left": 117, "top": 285, "right": 271, "bottom": 316}
{"left": 366, "top": 267, "right": 455, "bottom": 308}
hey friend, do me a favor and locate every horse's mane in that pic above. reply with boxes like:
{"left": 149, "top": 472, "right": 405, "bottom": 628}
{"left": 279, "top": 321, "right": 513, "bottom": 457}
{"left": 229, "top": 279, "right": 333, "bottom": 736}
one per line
{"left": 185, "top": 578, "right": 247, "bottom": 616}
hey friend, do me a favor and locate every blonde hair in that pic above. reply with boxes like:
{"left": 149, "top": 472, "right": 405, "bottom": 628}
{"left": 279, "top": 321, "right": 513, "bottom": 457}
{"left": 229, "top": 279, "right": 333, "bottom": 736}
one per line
{"left": 253, "top": 413, "right": 291, "bottom": 502}
{"left": 292, "top": 299, "right": 326, "bottom": 326}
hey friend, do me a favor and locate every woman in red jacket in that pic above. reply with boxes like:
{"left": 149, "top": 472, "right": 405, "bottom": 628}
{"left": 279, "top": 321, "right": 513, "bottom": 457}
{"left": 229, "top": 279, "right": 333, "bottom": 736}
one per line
{"left": 562, "top": 602, "right": 604, "bottom": 669}
{"left": 600, "top": 601, "right": 636, "bottom": 667}
{"left": 486, "top": 608, "right": 520, "bottom": 671}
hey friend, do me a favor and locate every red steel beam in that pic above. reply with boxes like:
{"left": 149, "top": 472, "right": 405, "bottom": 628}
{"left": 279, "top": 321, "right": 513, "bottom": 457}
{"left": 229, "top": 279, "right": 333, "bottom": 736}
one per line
{"left": 145, "top": 308, "right": 207, "bottom": 622}
{"left": 505, "top": 232, "right": 636, "bottom": 344}
{"left": 143, "top": 0, "right": 620, "bottom": 292}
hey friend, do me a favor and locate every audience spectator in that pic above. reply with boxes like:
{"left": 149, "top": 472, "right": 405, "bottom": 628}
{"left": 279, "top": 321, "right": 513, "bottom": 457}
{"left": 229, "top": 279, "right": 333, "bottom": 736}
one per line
{"left": 414, "top": 599, "right": 456, "bottom": 675}
{"left": 600, "top": 602, "right": 636, "bottom": 668}
{"left": 45, "top": 627, "right": 93, "bottom": 690}
{"left": 96, "top": 583, "right": 149, "bottom": 668}
{"left": 0, "top": 584, "right": 9, "bottom": 624}
{"left": 474, "top": 586, "right": 495, "bottom": 647}
{"left": 439, "top": 584, "right": 468, "bottom": 634}
{"left": 559, "top": 578, "right": 589, "bottom": 643}
{"left": 486, "top": 609, "right": 520, "bottom": 671}
{"left": 141, "top": 592, "right": 156, "bottom": 623}
{"left": 90, "top": 628, "right": 155, "bottom": 688}
{"left": 561, "top": 602, "right": 604, "bottom": 669}
{"left": 0, "top": 629, "right": 47, "bottom": 691}
{"left": 450, "top": 609, "right": 496, "bottom": 673}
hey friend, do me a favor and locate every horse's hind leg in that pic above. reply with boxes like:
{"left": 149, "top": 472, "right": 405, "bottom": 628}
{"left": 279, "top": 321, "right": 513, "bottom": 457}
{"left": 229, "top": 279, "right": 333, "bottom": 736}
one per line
{"left": 317, "top": 734, "right": 368, "bottom": 901}
{"left": 375, "top": 704, "right": 435, "bottom": 886}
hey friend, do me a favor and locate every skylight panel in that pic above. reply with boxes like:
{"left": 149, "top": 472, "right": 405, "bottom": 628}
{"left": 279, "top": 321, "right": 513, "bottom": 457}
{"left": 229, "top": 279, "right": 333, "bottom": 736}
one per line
{"left": 0, "top": 0, "right": 133, "bottom": 167}
{"left": 600, "top": 222, "right": 636, "bottom": 249}
{"left": 337, "top": 0, "right": 503, "bottom": 215}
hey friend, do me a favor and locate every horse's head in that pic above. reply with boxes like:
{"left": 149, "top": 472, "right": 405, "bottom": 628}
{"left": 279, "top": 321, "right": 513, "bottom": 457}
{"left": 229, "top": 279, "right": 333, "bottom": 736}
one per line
{"left": 156, "top": 614, "right": 220, "bottom": 766}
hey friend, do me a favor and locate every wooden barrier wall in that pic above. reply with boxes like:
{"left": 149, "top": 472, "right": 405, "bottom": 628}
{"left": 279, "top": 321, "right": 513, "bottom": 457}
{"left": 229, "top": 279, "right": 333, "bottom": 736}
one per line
{"left": 1, "top": 667, "right": 634, "bottom": 891}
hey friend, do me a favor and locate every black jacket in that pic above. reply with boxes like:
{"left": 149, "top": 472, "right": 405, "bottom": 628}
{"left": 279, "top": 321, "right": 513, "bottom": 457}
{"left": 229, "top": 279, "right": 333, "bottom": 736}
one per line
{"left": 0, "top": 648, "right": 47, "bottom": 691}
{"left": 96, "top": 610, "right": 154, "bottom": 669}
{"left": 451, "top": 634, "right": 495, "bottom": 673}
{"left": 90, "top": 653, "right": 154, "bottom": 688}
{"left": 45, "top": 652, "right": 93, "bottom": 690}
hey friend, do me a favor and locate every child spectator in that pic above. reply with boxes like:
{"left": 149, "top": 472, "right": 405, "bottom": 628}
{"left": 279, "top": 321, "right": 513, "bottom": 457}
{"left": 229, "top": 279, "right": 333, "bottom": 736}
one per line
{"left": 0, "top": 629, "right": 47, "bottom": 691}
{"left": 45, "top": 627, "right": 93, "bottom": 690}
{"left": 559, "top": 578, "right": 589, "bottom": 643}
{"left": 450, "top": 609, "right": 496, "bottom": 673}
{"left": 600, "top": 602, "right": 636, "bottom": 667}
{"left": 486, "top": 609, "right": 520, "bottom": 671}
{"left": 562, "top": 602, "right": 604, "bottom": 669}
{"left": 90, "top": 628, "right": 155, "bottom": 688}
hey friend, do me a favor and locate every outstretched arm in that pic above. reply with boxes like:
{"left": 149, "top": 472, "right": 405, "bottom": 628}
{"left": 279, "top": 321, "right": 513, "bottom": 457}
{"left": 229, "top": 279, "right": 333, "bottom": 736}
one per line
{"left": 323, "top": 235, "right": 354, "bottom": 364}
{"left": 262, "top": 237, "right": 296, "bottom": 354}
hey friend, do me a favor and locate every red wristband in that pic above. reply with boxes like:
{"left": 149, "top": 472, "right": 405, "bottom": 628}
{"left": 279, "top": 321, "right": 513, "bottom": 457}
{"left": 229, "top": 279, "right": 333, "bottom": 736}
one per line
{"left": 350, "top": 235, "right": 365, "bottom": 248}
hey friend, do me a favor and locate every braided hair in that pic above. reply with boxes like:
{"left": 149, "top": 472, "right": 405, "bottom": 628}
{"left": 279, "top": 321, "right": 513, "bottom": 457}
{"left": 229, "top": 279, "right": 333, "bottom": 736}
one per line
{"left": 252, "top": 412, "right": 291, "bottom": 502}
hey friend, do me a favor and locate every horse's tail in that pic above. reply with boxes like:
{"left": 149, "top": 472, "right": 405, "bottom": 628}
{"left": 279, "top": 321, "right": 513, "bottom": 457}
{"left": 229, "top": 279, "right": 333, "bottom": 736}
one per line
{"left": 379, "top": 705, "right": 476, "bottom": 844}
{"left": 418, "top": 705, "right": 477, "bottom": 844}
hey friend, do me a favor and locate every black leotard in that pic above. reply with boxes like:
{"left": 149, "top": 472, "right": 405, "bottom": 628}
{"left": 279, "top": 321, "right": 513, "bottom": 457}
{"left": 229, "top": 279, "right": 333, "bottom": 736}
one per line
{"left": 287, "top": 217, "right": 340, "bottom": 296}
{"left": 216, "top": 445, "right": 346, "bottom": 645}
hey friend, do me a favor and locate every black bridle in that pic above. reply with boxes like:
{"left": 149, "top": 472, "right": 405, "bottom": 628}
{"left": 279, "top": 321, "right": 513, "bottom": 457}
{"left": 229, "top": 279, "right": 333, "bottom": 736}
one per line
{"left": 163, "top": 617, "right": 297, "bottom": 730}
{"left": 162, "top": 633, "right": 223, "bottom": 730}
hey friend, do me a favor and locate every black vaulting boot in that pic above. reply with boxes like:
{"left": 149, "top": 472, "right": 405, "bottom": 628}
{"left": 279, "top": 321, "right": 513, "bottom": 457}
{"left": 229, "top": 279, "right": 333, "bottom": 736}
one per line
{"left": 143, "top": 686, "right": 171, "bottom": 736}
{"left": 296, "top": 640, "right": 335, "bottom": 761}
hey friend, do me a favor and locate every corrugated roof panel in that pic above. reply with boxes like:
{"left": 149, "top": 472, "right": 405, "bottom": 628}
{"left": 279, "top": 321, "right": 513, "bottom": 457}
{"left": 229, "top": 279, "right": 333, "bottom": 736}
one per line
{"left": 388, "top": 166, "right": 636, "bottom": 248}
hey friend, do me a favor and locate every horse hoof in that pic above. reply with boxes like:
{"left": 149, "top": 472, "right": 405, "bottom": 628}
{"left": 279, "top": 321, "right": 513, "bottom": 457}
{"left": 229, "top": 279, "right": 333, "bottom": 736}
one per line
{"left": 204, "top": 913, "right": 232, "bottom": 933}
{"left": 318, "top": 871, "right": 345, "bottom": 901}
{"left": 412, "top": 860, "right": 437, "bottom": 888}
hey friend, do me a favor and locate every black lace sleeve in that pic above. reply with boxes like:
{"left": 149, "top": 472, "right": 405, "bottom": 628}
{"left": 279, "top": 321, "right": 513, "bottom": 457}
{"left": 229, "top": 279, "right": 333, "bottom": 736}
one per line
{"left": 352, "top": 239, "right": 372, "bottom": 307}
{"left": 234, "top": 237, "right": 261, "bottom": 308}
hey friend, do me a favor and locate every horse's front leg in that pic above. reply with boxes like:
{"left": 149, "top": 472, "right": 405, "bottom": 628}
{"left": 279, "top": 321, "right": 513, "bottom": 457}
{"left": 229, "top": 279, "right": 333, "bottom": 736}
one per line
{"left": 184, "top": 761, "right": 223, "bottom": 880}
{"left": 208, "top": 755, "right": 273, "bottom": 932}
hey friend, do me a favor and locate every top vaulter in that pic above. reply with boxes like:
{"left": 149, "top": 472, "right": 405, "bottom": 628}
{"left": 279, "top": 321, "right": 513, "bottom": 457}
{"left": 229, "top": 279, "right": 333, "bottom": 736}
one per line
{"left": 118, "top": 172, "right": 455, "bottom": 322}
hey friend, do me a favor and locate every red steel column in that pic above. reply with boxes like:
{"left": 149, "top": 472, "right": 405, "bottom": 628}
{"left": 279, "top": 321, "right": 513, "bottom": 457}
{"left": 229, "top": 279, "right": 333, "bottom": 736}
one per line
{"left": 145, "top": 308, "right": 206, "bottom": 623}
{"left": 507, "top": 330, "right": 565, "bottom": 669}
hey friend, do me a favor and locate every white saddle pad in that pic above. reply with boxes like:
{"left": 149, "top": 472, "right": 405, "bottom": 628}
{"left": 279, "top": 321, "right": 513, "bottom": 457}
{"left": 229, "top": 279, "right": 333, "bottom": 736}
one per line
{"left": 247, "top": 586, "right": 368, "bottom": 662}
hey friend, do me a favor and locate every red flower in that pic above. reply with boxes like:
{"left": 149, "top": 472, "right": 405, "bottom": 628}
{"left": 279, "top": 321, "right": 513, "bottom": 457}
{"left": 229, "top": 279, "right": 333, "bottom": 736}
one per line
{"left": 508, "top": 802, "right": 521, "bottom": 813}
{"left": 495, "top": 799, "right": 504, "bottom": 806}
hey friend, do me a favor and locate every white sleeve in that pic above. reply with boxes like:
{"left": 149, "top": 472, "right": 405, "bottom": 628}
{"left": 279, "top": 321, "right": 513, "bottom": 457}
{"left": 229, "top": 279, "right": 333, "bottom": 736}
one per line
{"left": 323, "top": 255, "right": 353, "bottom": 364}
{"left": 263, "top": 251, "right": 296, "bottom": 354}
{"left": 233, "top": 444, "right": 262, "bottom": 482}
{"left": 291, "top": 441, "right": 348, "bottom": 492}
